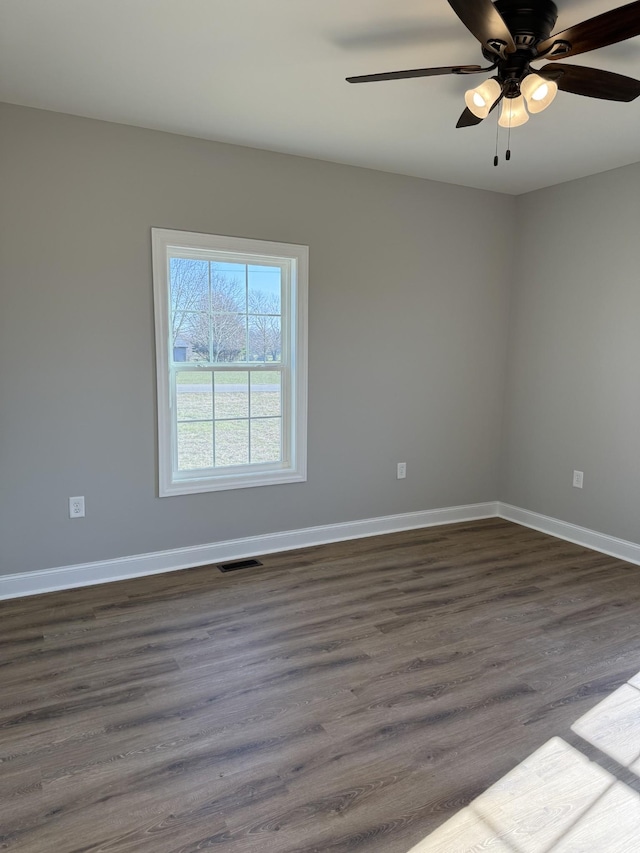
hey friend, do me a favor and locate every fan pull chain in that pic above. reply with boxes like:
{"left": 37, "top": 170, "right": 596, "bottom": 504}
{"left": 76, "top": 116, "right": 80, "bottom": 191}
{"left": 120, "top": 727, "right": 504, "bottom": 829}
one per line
{"left": 493, "top": 113, "right": 499, "bottom": 167}
{"left": 506, "top": 119, "right": 512, "bottom": 162}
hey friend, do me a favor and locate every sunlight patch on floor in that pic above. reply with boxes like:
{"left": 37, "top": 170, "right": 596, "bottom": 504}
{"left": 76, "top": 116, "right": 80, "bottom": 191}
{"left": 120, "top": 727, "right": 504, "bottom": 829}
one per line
{"left": 407, "top": 669, "right": 640, "bottom": 853}
{"left": 572, "top": 682, "right": 640, "bottom": 773}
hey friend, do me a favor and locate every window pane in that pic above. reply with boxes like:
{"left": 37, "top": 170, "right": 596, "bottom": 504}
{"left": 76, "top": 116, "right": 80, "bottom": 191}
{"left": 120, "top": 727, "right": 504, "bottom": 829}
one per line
{"left": 215, "top": 371, "right": 248, "bottom": 419}
{"left": 170, "top": 258, "right": 208, "bottom": 316}
{"left": 211, "top": 262, "right": 247, "bottom": 313}
{"left": 176, "top": 372, "right": 213, "bottom": 421}
{"left": 211, "top": 313, "right": 246, "bottom": 363}
{"left": 248, "top": 264, "right": 281, "bottom": 315}
{"left": 250, "top": 372, "right": 281, "bottom": 417}
{"left": 215, "top": 420, "right": 249, "bottom": 467}
{"left": 172, "top": 312, "right": 209, "bottom": 362}
{"left": 248, "top": 315, "right": 281, "bottom": 363}
{"left": 250, "top": 418, "right": 282, "bottom": 464}
{"left": 177, "top": 421, "right": 213, "bottom": 470}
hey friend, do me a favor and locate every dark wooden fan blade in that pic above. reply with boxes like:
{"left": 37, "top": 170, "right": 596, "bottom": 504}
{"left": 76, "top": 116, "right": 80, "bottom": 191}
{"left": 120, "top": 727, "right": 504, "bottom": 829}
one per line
{"left": 539, "top": 63, "right": 640, "bottom": 101}
{"left": 456, "top": 107, "right": 484, "bottom": 127}
{"left": 446, "top": 0, "right": 516, "bottom": 56}
{"left": 346, "top": 65, "right": 483, "bottom": 84}
{"left": 537, "top": 0, "right": 640, "bottom": 59}
{"left": 456, "top": 93, "right": 503, "bottom": 127}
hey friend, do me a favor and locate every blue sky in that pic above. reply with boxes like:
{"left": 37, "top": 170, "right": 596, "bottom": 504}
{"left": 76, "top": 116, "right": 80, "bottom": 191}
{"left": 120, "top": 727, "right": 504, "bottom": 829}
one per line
{"left": 214, "top": 262, "right": 281, "bottom": 309}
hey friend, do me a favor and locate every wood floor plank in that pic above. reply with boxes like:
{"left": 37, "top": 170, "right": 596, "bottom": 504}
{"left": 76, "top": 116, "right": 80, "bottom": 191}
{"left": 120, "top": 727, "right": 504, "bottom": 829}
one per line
{"left": 571, "top": 683, "right": 640, "bottom": 771}
{"left": 2, "top": 518, "right": 640, "bottom": 852}
{"left": 552, "top": 782, "right": 640, "bottom": 852}
{"left": 406, "top": 737, "right": 617, "bottom": 853}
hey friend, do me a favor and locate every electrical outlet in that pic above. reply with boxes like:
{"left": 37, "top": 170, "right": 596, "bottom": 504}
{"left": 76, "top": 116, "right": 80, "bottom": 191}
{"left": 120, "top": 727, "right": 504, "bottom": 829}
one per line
{"left": 572, "top": 470, "right": 584, "bottom": 489}
{"left": 397, "top": 462, "right": 407, "bottom": 480}
{"left": 69, "top": 496, "right": 85, "bottom": 518}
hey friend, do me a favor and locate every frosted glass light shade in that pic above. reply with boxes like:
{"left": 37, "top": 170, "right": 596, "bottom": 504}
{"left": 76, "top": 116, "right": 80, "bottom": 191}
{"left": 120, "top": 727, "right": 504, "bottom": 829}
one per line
{"left": 521, "top": 73, "right": 558, "bottom": 113}
{"left": 499, "top": 95, "right": 529, "bottom": 127}
{"left": 464, "top": 78, "right": 502, "bottom": 118}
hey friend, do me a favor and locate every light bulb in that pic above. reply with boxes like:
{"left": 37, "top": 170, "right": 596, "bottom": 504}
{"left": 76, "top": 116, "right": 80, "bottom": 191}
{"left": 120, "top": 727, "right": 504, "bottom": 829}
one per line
{"left": 464, "top": 78, "right": 502, "bottom": 119}
{"left": 521, "top": 73, "right": 558, "bottom": 113}
{"left": 499, "top": 95, "right": 529, "bottom": 128}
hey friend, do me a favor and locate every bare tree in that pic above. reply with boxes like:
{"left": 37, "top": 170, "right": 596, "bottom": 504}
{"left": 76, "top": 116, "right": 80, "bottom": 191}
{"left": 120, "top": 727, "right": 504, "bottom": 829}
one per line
{"left": 210, "top": 276, "right": 245, "bottom": 361}
{"left": 170, "top": 258, "right": 208, "bottom": 347}
{"left": 248, "top": 291, "right": 281, "bottom": 362}
{"left": 170, "top": 259, "right": 246, "bottom": 361}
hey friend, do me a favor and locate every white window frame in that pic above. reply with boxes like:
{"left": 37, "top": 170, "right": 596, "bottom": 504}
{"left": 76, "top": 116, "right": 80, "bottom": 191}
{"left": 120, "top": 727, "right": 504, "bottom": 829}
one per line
{"left": 152, "top": 228, "right": 308, "bottom": 496}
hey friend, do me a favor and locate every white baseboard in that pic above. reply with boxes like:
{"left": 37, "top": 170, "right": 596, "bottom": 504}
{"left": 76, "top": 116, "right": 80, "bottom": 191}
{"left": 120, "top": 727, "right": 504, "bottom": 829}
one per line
{"left": 498, "top": 503, "right": 640, "bottom": 567}
{"left": 0, "top": 502, "right": 499, "bottom": 600}
{"left": 4, "top": 501, "right": 636, "bottom": 601}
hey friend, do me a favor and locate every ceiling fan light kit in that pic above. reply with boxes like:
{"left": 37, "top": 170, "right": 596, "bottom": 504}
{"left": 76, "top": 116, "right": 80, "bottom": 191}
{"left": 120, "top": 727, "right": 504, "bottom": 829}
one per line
{"left": 465, "top": 77, "right": 502, "bottom": 118}
{"left": 520, "top": 73, "right": 558, "bottom": 112}
{"left": 347, "top": 0, "right": 640, "bottom": 144}
{"left": 499, "top": 93, "right": 529, "bottom": 126}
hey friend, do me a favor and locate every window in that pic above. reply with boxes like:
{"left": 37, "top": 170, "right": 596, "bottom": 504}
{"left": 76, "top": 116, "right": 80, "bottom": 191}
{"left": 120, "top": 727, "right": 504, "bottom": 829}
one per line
{"left": 152, "top": 229, "right": 308, "bottom": 496}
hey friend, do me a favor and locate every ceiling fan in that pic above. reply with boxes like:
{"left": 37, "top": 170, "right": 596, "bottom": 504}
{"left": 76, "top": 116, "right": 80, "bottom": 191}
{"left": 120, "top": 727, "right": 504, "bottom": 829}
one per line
{"left": 346, "top": 0, "right": 640, "bottom": 130}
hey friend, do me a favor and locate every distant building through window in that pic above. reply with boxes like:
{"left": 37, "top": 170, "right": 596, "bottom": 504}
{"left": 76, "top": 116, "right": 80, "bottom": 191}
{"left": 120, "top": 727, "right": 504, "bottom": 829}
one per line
{"left": 173, "top": 337, "right": 189, "bottom": 362}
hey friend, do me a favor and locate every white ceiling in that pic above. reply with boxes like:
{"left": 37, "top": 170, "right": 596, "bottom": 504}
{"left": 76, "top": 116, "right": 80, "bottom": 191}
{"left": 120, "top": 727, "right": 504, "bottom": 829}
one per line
{"left": 2, "top": 0, "right": 640, "bottom": 194}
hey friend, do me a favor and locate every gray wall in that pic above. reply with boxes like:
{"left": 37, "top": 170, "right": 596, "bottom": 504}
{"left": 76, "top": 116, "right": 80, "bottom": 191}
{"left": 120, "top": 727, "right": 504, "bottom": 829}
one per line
{"left": 500, "top": 163, "right": 640, "bottom": 543}
{"left": 0, "top": 103, "right": 514, "bottom": 575}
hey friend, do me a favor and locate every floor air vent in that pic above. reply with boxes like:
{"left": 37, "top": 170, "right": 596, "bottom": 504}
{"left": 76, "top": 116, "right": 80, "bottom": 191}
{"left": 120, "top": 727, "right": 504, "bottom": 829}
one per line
{"left": 217, "top": 558, "right": 263, "bottom": 573}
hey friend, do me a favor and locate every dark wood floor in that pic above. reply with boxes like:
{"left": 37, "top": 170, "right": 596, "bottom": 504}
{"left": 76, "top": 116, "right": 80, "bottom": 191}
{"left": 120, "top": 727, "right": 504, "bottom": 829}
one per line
{"left": 2, "top": 519, "right": 640, "bottom": 853}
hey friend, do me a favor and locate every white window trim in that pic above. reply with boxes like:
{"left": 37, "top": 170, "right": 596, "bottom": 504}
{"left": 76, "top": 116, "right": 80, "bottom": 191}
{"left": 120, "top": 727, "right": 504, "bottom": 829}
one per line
{"left": 152, "top": 228, "right": 308, "bottom": 497}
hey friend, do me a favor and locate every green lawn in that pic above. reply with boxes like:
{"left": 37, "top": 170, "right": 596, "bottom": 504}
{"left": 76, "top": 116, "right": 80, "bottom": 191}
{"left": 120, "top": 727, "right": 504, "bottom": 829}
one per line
{"left": 174, "top": 370, "right": 283, "bottom": 469}
{"left": 177, "top": 415, "right": 281, "bottom": 470}
{"left": 176, "top": 388, "right": 280, "bottom": 421}
{"left": 175, "top": 368, "right": 280, "bottom": 385}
